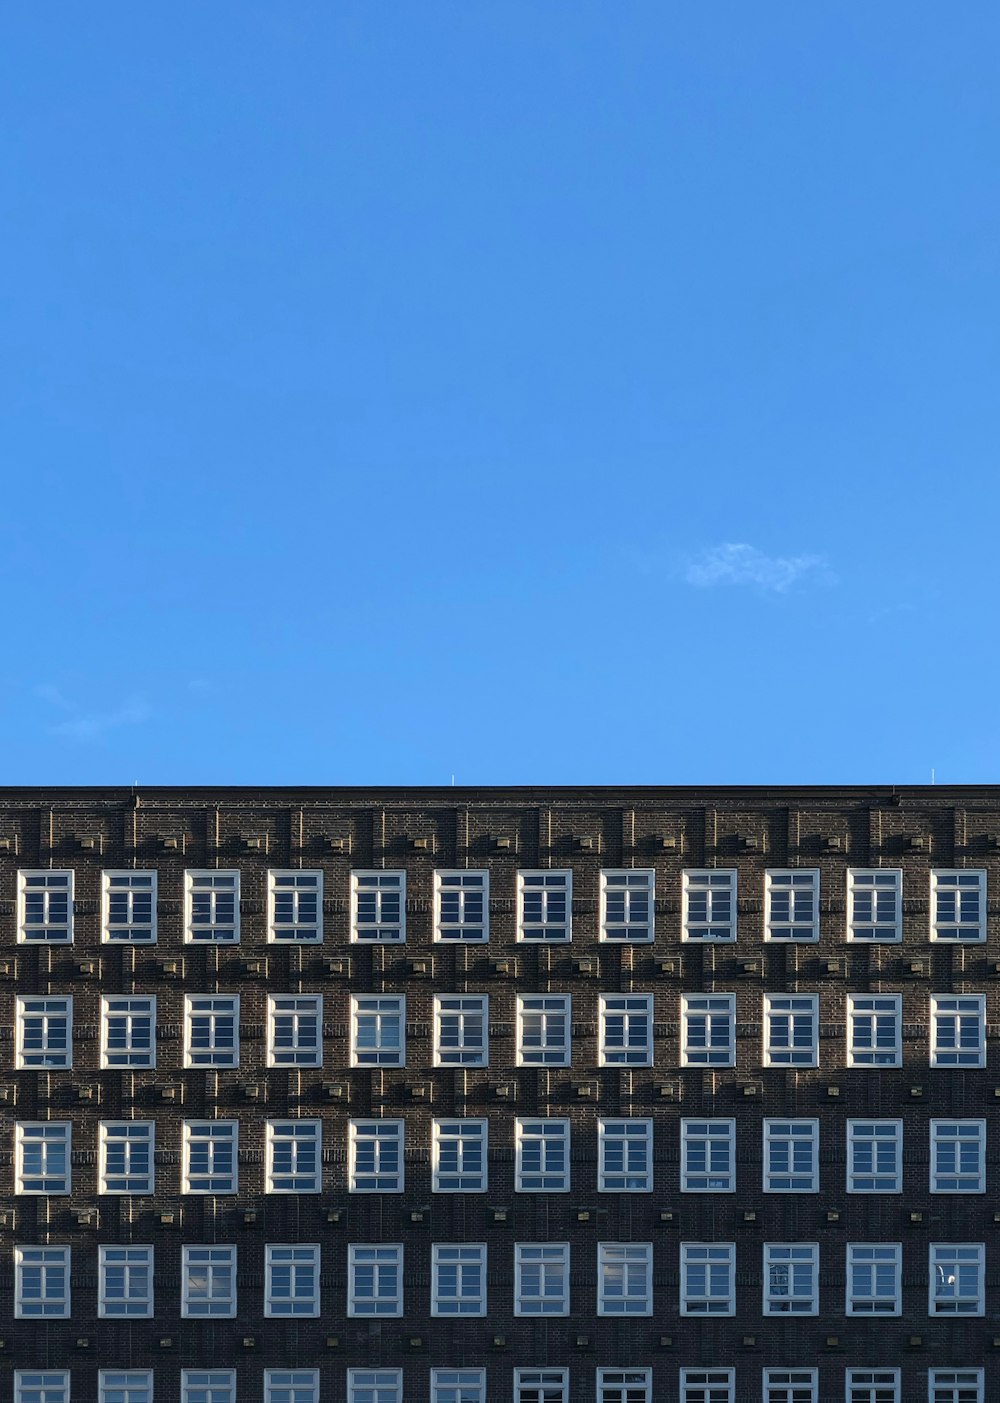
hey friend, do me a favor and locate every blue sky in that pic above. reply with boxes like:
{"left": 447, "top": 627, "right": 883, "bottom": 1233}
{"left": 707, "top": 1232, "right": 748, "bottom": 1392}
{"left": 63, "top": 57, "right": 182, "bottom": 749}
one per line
{"left": 1, "top": 3, "right": 997, "bottom": 786}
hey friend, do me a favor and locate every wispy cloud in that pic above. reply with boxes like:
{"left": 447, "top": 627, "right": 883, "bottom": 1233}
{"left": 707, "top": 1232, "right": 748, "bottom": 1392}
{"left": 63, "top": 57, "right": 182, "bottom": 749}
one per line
{"left": 682, "top": 543, "right": 833, "bottom": 593}
{"left": 35, "top": 686, "right": 151, "bottom": 741}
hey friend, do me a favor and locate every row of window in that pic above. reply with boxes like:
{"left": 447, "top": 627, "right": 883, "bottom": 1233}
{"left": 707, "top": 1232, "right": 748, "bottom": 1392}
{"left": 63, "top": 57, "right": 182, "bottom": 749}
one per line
{"left": 12, "top": 867, "right": 993, "bottom": 944}
{"left": 7, "top": 1370, "right": 988, "bottom": 1403}
{"left": 16, "top": 991, "right": 992, "bottom": 1070}
{"left": 7, "top": 1115, "right": 990, "bottom": 1194}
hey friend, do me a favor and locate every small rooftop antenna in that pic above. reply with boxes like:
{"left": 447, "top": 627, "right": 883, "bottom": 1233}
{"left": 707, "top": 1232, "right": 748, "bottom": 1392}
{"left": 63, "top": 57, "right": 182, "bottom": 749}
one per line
{"left": 931, "top": 768, "right": 935, "bottom": 785}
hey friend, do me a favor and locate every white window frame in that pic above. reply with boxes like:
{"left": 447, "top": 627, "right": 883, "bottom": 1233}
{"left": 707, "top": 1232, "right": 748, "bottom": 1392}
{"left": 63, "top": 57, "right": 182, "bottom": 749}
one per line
{"left": 763, "top": 1372, "right": 817, "bottom": 1403}
{"left": 764, "top": 994, "right": 819, "bottom": 1067}
{"left": 430, "top": 1372, "right": 485, "bottom": 1403}
{"left": 929, "top": 1243, "right": 985, "bottom": 1316}
{"left": 346, "top": 1372, "right": 402, "bottom": 1403}
{"left": 927, "top": 1370, "right": 983, "bottom": 1403}
{"left": 98, "top": 1245, "right": 154, "bottom": 1318}
{"left": 513, "top": 1374, "right": 568, "bottom": 1403}
{"left": 763, "top": 1119, "right": 819, "bottom": 1193}
{"left": 15, "top": 1122, "right": 72, "bottom": 1195}
{"left": 930, "top": 1119, "right": 986, "bottom": 1194}
{"left": 351, "top": 995, "right": 405, "bottom": 1067}
{"left": 347, "top": 1243, "right": 403, "bottom": 1317}
{"left": 264, "top": 1372, "right": 320, "bottom": 1403}
{"left": 99, "top": 1120, "right": 155, "bottom": 1194}
{"left": 513, "top": 1242, "right": 570, "bottom": 1316}
{"left": 600, "top": 868, "right": 655, "bottom": 942}
{"left": 181, "top": 1372, "right": 236, "bottom": 1403}
{"left": 765, "top": 870, "right": 820, "bottom": 941}
{"left": 431, "top": 1242, "right": 487, "bottom": 1316}
{"left": 268, "top": 869, "right": 323, "bottom": 943}
{"left": 598, "top": 1118, "right": 653, "bottom": 1192}
{"left": 599, "top": 993, "right": 654, "bottom": 1066}
{"left": 266, "top": 1119, "right": 323, "bottom": 1193}
{"left": 434, "top": 994, "right": 488, "bottom": 1067}
{"left": 844, "top": 1371, "right": 899, "bottom": 1403}
{"left": 517, "top": 870, "right": 572, "bottom": 943}
{"left": 267, "top": 994, "right": 323, "bottom": 1068}
{"left": 515, "top": 1118, "right": 570, "bottom": 1192}
{"left": 17, "top": 870, "right": 74, "bottom": 944}
{"left": 679, "top": 1373, "right": 734, "bottom": 1403}
{"left": 102, "top": 870, "right": 157, "bottom": 943}
{"left": 847, "top": 868, "right": 902, "bottom": 942}
{"left": 14, "top": 1374, "right": 70, "bottom": 1403}
{"left": 14, "top": 1245, "right": 70, "bottom": 1318}
{"left": 181, "top": 1120, "right": 238, "bottom": 1194}
{"left": 681, "top": 993, "right": 736, "bottom": 1067}
{"left": 847, "top": 1119, "right": 902, "bottom": 1193}
{"left": 434, "top": 869, "right": 489, "bottom": 942}
{"left": 930, "top": 870, "right": 986, "bottom": 942}
{"left": 101, "top": 995, "right": 156, "bottom": 1069}
{"left": 680, "top": 1242, "right": 736, "bottom": 1315}
{"left": 680, "top": 1118, "right": 736, "bottom": 1193}
{"left": 351, "top": 870, "right": 405, "bottom": 943}
{"left": 596, "top": 1371, "right": 652, "bottom": 1403}
{"left": 181, "top": 1244, "right": 237, "bottom": 1317}
{"left": 98, "top": 1372, "right": 152, "bottom": 1403}
{"left": 847, "top": 995, "right": 901, "bottom": 1068}
{"left": 16, "top": 996, "right": 72, "bottom": 1069}
{"left": 516, "top": 994, "right": 571, "bottom": 1066}
{"left": 184, "top": 995, "right": 239, "bottom": 1068}
{"left": 184, "top": 869, "right": 240, "bottom": 943}
{"left": 349, "top": 1119, "right": 405, "bottom": 1192}
{"left": 762, "top": 1243, "right": 819, "bottom": 1316}
{"left": 265, "top": 1243, "right": 321, "bottom": 1317}
{"left": 846, "top": 1242, "right": 902, "bottom": 1315}
{"left": 682, "top": 869, "right": 737, "bottom": 941}
{"left": 931, "top": 995, "right": 986, "bottom": 1067}
{"left": 597, "top": 1241, "right": 653, "bottom": 1316}
{"left": 432, "top": 1119, "right": 488, "bottom": 1193}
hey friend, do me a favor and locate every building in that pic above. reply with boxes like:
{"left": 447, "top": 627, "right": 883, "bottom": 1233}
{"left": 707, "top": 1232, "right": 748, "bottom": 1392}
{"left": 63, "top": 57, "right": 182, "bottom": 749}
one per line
{"left": 0, "top": 783, "right": 996, "bottom": 1403}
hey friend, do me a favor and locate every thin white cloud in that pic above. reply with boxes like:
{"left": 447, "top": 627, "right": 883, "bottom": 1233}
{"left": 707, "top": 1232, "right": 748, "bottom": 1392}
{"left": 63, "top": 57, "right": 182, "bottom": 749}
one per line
{"left": 682, "top": 543, "right": 832, "bottom": 593}
{"left": 36, "top": 688, "right": 152, "bottom": 741}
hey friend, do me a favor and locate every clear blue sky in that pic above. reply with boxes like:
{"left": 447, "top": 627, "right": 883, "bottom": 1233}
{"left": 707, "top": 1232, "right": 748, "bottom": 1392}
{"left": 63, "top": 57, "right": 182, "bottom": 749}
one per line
{"left": 1, "top": 3, "right": 997, "bottom": 786}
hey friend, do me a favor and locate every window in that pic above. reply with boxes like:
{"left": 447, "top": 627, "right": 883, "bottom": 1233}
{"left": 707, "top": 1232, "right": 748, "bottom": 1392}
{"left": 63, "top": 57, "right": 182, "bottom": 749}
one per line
{"left": 101, "top": 996, "right": 155, "bottom": 1069}
{"left": 349, "top": 1120, "right": 404, "bottom": 1192}
{"left": 681, "top": 994, "right": 736, "bottom": 1066}
{"left": 517, "top": 995, "right": 571, "bottom": 1066}
{"left": 681, "top": 1119, "right": 736, "bottom": 1192}
{"left": 181, "top": 1245, "right": 236, "bottom": 1317}
{"left": 430, "top": 1372, "right": 485, "bottom": 1403}
{"left": 846, "top": 1243, "right": 901, "bottom": 1315}
{"left": 264, "top": 1373, "right": 319, "bottom": 1403}
{"left": 99, "top": 1372, "right": 152, "bottom": 1403}
{"left": 929, "top": 1243, "right": 984, "bottom": 1315}
{"left": 351, "top": 995, "right": 405, "bottom": 1067}
{"left": 15, "top": 1246, "right": 70, "bottom": 1317}
{"left": 16, "top": 997, "right": 72, "bottom": 1069}
{"left": 847, "top": 1120, "right": 902, "bottom": 1193}
{"left": 514, "top": 1242, "right": 570, "bottom": 1315}
{"left": 347, "top": 1244, "right": 403, "bottom": 1316}
{"left": 14, "top": 1376, "right": 69, "bottom": 1403}
{"left": 848, "top": 869, "right": 902, "bottom": 941}
{"left": 845, "top": 1372, "right": 899, "bottom": 1403}
{"left": 182, "top": 1120, "right": 238, "bottom": 1193}
{"left": 764, "top": 995, "right": 818, "bottom": 1067}
{"left": 763, "top": 1120, "right": 819, "bottom": 1192}
{"left": 847, "top": 995, "right": 901, "bottom": 1067}
{"left": 102, "top": 871, "right": 157, "bottom": 943}
{"left": 597, "top": 1242, "right": 653, "bottom": 1315}
{"left": 598, "top": 1118, "right": 653, "bottom": 1192}
{"left": 516, "top": 1118, "right": 570, "bottom": 1191}
{"left": 601, "top": 869, "right": 655, "bottom": 942}
{"left": 763, "top": 1372, "right": 817, "bottom": 1403}
{"left": 930, "top": 1120, "right": 986, "bottom": 1193}
{"left": 184, "top": 870, "right": 239, "bottom": 943}
{"left": 431, "top": 1243, "right": 487, "bottom": 1316}
{"left": 18, "top": 870, "right": 73, "bottom": 943}
{"left": 680, "top": 1242, "right": 735, "bottom": 1314}
{"left": 15, "top": 1122, "right": 71, "bottom": 1194}
{"left": 432, "top": 1119, "right": 487, "bottom": 1192}
{"left": 181, "top": 1373, "right": 235, "bottom": 1403}
{"left": 928, "top": 1371, "right": 983, "bottom": 1403}
{"left": 597, "top": 1372, "right": 651, "bottom": 1403}
{"left": 266, "top": 1120, "right": 322, "bottom": 1193}
{"left": 513, "top": 1374, "right": 567, "bottom": 1403}
{"left": 434, "top": 995, "right": 488, "bottom": 1066}
{"left": 765, "top": 870, "right": 819, "bottom": 941}
{"left": 762, "top": 1243, "right": 818, "bottom": 1315}
{"left": 682, "top": 869, "right": 737, "bottom": 941}
{"left": 351, "top": 871, "right": 405, "bottom": 943}
{"left": 518, "top": 870, "right": 572, "bottom": 942}
{"left": 346, "top": 1373, "right": 402, "bottom": 1403}
{"left": 931, "top": 995, "right": 986, "bottom": 1067}
{"left": 679, "top": 1373, "right": 733, "bottom": 1403}
{"left": 599, "top": 993, "right": 653, "bottom": 1065}
{"left": 268, "top": 994, "right": 322, "bottom": 1067}
{"left": 99, "top": 1121, "right": 155, "bottom": 1194}
{"left": 931, "top": 870, "right": 986, "bottom": 941}
{"left": 268, "top": 869, "right": 322, "bottom": 942}
{"left": 184, "top": 995, "right": 239, "bottom": 1067}
{"left": 265, "top": 1244, "right": 321, "bottom": 1317}
{"left": 434, "top": 869, "right": 488, "bottom": 941}
{"left": 98, "top": 1245, "right": 153, "bottom": 1318}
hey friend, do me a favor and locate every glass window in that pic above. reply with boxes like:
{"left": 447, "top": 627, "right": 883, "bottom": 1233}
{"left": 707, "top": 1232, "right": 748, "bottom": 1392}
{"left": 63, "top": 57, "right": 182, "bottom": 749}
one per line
{"left": 432, "top": 1119, "right": 487, "bottom": 1193}
{"left": 351, "top": 995, "right": 405, "bottom": 1067}
{"left": 764, "top": 995, "right": 818, "bottom": 1067}
{"left": 102, "top": 871, "right": 157, "bottom": 943}
{"left": 16, "top": 997, "right": 72, "bottom": 1069}
{"left": 99, "top": 1121, "right": 155, "bottom": 1194}
{"left": 430, "top": 1373, "right": 485, "bottom": 1403}
{"left": 680, "top": 1242, "right": 735, "bottom": 1315}
{"left": 14, "top": 1375, "right": 69, "bottom": 1403}
{"left": 264, "top": 1372, "right": 319, "bottom": 1403}
{"left": 513, "top": 1242, "right": 570, "bottom": 1315}
{"left": 518, "top": 870, "right": 572, "bottom": 942}
{"left": 929, "top": 1243, "right": 984, "bottom": 1315}
{"left": 182, "top": 1120, "right": 238, "bottom": 1193}
{"left": 679, "top": 1373, "right": 733, "bottom": 1403}
{"left": 347, "top": 1244, "right": 403, "bottom": 1316}
{"left": 517, "top": 994, "right": 571, "bottom": 1066}
{"left": 847, "top": 1120, "right": 902, "bottom": 1193}
{"left": 681, "top": 1119, "right": 736, "bottom": 1192}
{"left": 931, "top": 996, "right": 986, "bottom": 1067}
{"left": 513, "top": 1373, "right": 567, "bottom": 1403}
{"left": 596, "top": 1372, "right": 652, "bottom": 1403}
{"left": 762, "top": 1243, "right": 818, "bottom": 1315}
{"left": 765, "top": 870, "right": 819, "bottom": 941}
{"left": 18, "top": 871, "right": 73, "bottom": 943}
{"left": 848, "top": 869, "right": 902, "bottom": 942}
{"left": 599, "top": 993, "right": 653, "bottom": 1066}
{"left": 598, "top": 1118, "right": 653, "bottom": 1192}
{"left": 265, "top": 1244, "right": 321, "bottom": 1317}
{"left": 434, "top": 995, "right": 488, "bottom": 1066}
{"left": 181, "top": 1373, "right": 236, "bottom": 1403}
{"left": 847, "top": 995, "right": 901, "bottom": 1067}
{"left": 98, "top": 1245, "right": 153, "bottom": 1318}
{"left": 928, "top": 1371, "right": 983, "bottom": 1403}
{"left": 184, "top": 870, "right": 239, "bottom": 943}
{"left": 681, "top": 994, "right": 736, "bottom": 1066}
{"left": 683, "top": 869, "right": 737, "bottom": 941}
{"left": 346, "top": 1372, "right": 402, "bottom": 1403}
{"left": 763, "top": 1372, "right": 817, "bottom": 1403}
{"left": 597, "top": 1242, "right": 653, "bottom": 1315}
{"left": 184, "top": 995, "right": 239, "bottom": 1068}
{"left": 601, "top": 869, "right": 655, "bottom": 942}
{"left": 98, "top": 1372, "right": 152, "bottom": 1403}
{"left": 15, "top": 1246, "right": 70, "bottom": 1317}
{"left": 266, "top": 1119, "right": 322, "bottom": 1193}
{"left": 844, "top": 1371, "right": 899, "bottom": 1403}
{"left": 15, "top": 1122, "right": 71, "bottom": 1194}
{"left": 268, "top": 870, "right": 322, "bottom": 942}
{"left": 846, "top": 1243, "right": 901, "bottom": 1315}
{"left": 763, "top": 1120, "right": 819, "bottom": 1193}
{"left": 434, "top": 870, "right": 488, "bottom": 941}
{"left": 101, "top": 996, "right": 155, "bottom": 1069}
{"left": 516, "top": 1118, "right": 570, "bottom": 1192}
{"left": 931, "top": 870, "right": 986, "bottom": 941}
{"left": 349, "top": 1120, "right": 404, "bottom": 1192}
{"left": 268, "top": 994, "right": 322, "bottom": 1067}
{"left": 930, "top": 1120, "right": 986, "bottom": 1193}
{"left": 431, "top": 1243, "right": 487, "bottom": 1316}
{"left": 351, "top": 871, "right": 405, "bottom": 943}
{"left": 181, "top": 1245, "right": 236, "bottom": 1317}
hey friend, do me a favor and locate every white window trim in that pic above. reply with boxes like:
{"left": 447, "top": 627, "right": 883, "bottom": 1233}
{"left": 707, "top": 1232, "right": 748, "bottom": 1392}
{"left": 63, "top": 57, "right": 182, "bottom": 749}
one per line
{"left": 346, "top": 1372, "right": 402, "bottom": 1403}
{"left": 101, "top": 995, "right": 156, "bottom": 1070}
{"left": 926, "top": 1370, "right": 983, "bottom": 1403}
{"left": 15, "top": 1121, "right": 72, "bottom": 1195}
{"left": 515, "top": 1117, "right": 571, "bottom": 1193}
{"left": 14, "top": 1245, "right": 70, "bottom": 1318}
{"left": 763, "top": 994, "right": 819, "bottom": 1067}
{"left": 181, "top": 1244, "right": 237, "bottom": 1318}
{"left": 350, "top": 870, "right": 406, "bottom": 944}
{"left": 599, "top": 993, "right": 654, "bottom": 1067}
{"left": 762, "top": 1370, "right": 817, "bottom": 1403}
{"left": 763, "top": 1119, "right": 820, "bottom": 1193}
{"left": 516, "top": 994, "right": 571, "bottom": 1067}
{"left": 14, "top": 1373, "right": 70, "bottom": 1403}
{"left": 600, "top": 868, "right": 655, "bottom": 943}
{"left": 98, "top": 1245, "right": 154, "bottom": 1318}
{"left": 680, "top": 1118, "right": 736, "bottom": 1193}
{"left": 265, "top": 1119, "right": 323, "bottom": 1194}
{"left": 517, "top": 869, "right": 572, "bottom": 943}
{"left": 597, "top": 1118, "right": 653, "bottom": 1193}
{"left": 433, "top": 994, "right": 489, "bottom": 1067}
{"left": 679, "top": 1241, "right": 736, "bottom": 1316}
{"left": 351, "top": 995, "right": 406, "bottom": 1068}
{"left": 680, "top": 993, "right": 736, "bottom": 1067}
{"left": 846, "top": 994, "right": 902, "bottom": 1068}
{"left": 762, "top": 1242, "right": 819, "bottom": 1316}
{"left": 847, "top": 868, "right": 902, "bottom": 942}
{"left": 844, "top": 1372, "right": 899, "bottom": 1403}
{"left": 184, "top": 995, "right": 239, "bottom": 1068}
{"left": 845, "top": 1242, "right": 902, "bottom": 1316}
{"left": 430, "top": 1242, "right": 488, "bottom": 1317}
{"left": 930, "top": 1119, "right": 986, "bottom": 1194}
{"left": 15, "top": 996, "right": 73, "bottom": 1070}
{"left": 181, "top": 1372, "right": 236, "bottom": 1403}
{"left": 184, "top": 869, "right": 240, "bottom": 944}
{"left": 928, "top": 1242, "right": 985, "bottom": 1316}
{"left": 678, "top": 1373, "right": 734, "bottom": 1403}
{"left": 764, "top": 869, "right": 820, "bottom": 941}
{"left": 682, "top": 868, "right": 738, "bottom": 942}
{"left": 596, "top": 1370, "right": 652, "bottom": 1403}
{"left": 181, "top": 1120, "right": 239, "bottom": 1194}
{"left": 98, "top": 1120, "right": 156, "bottom": 1194}
{"left": 513, "top": 1371, "right": 568, "bottom": 1403}
{"left": 348, "top": 1119, "right": 405, "bottom": 1193}
{"left": 433, "top": 869, "right": 489, "bottom": 943}
{"left": 264, "top": 1372, "right": 320, "bottom": 1403}
{"left": 930, "top": 994, "right": 987, "bottom": 1068}
{"left": 98, "top": 1372, "right": 152, "bottom": 1403}
{"left": 430, "top": 1372, "right": 485, "bottom": 1403}
{"left": 347, "top": 1243, "right": 404, "bottom": 1317}
{"left": 101, "top": 870, "right": 158, "bottom": 944}
{"left": 17, "top": 870, "right": 74, "bottom": 944}
{"left": 267, "top": 869, "right": 323, "bottom": 943}
{"left": 264, "top": 1243, "right": 321, "bottom": 1318}
{"left": 846, "top": 1119, "right": 903, "bottom": 1194}
{"left": 513, "top": 1242, "right": 570, "bottom": 1316}
{"left": 432, "top": 1118, "right": 488, "bottom": 1193}
{"left": 267, "top": 994, "right": 323, "bottom": 1068}
{"left": 930, "top": 869, "right": 987, "bottom": 942}
{"left": 596, "top": 1241, "right": 653, "bottom": 1316}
